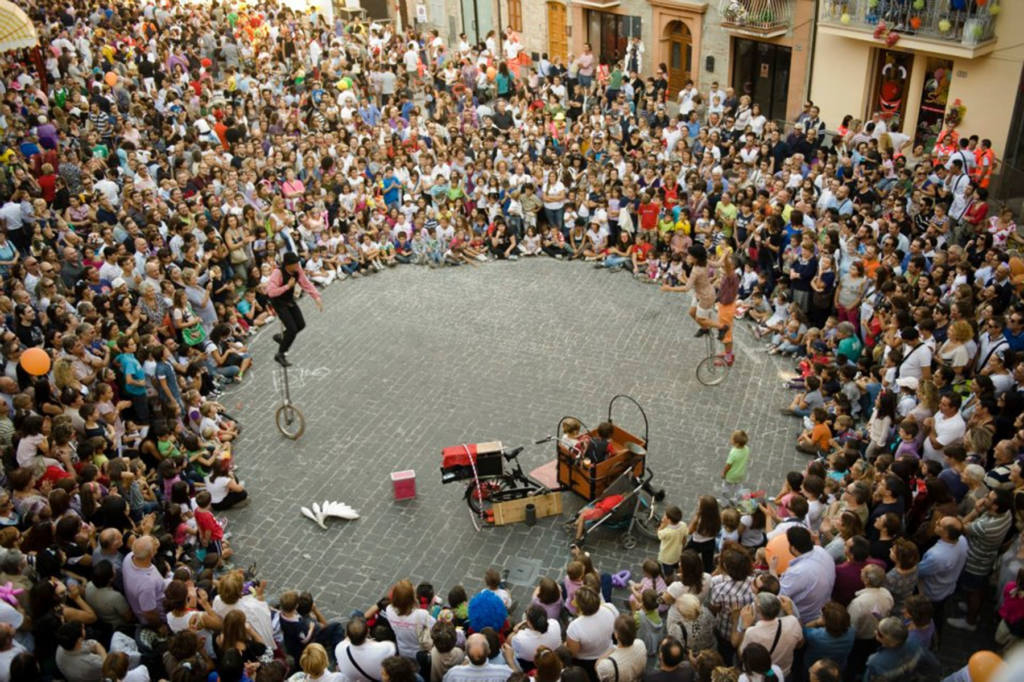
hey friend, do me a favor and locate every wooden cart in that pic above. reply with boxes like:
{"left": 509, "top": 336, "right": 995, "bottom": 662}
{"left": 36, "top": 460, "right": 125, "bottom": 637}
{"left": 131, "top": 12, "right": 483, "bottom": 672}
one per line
{"left": 556, "top": 395, "right": 649, "bottom": 501}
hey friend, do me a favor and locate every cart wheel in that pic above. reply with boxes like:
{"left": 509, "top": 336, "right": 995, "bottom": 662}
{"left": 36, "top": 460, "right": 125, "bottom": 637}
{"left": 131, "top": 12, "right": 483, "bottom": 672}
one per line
{"left": 275, "top": 403, "right": 306, "bottom": 440}
{"left": 621, "top": 534, "right": 637, "bottom": 550}
{"left": 464, "top": 477, "right": 516, "bottom": 516}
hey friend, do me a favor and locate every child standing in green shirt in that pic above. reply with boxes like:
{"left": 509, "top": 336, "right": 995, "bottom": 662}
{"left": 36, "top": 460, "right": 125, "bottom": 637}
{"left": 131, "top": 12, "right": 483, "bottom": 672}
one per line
{"left": 721, "top": 430, "right": 750, "bottom": 504}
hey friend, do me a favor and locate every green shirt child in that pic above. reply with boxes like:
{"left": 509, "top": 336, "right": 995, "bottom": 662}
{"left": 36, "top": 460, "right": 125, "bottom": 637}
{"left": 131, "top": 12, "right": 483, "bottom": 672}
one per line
{"left": 722, "top": 430, "right": 750, "bottom": 484}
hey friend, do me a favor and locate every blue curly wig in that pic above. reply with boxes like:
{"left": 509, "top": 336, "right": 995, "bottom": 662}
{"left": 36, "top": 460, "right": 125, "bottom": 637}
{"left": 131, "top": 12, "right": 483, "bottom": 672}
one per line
{"left": 467, "top": 589, "right": 508, "bottom": 633}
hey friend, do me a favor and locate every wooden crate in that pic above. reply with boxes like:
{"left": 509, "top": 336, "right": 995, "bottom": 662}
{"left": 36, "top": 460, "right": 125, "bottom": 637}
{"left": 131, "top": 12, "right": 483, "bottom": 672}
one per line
{"left": 491, "top": 491, "right": 563, "bottom": 526}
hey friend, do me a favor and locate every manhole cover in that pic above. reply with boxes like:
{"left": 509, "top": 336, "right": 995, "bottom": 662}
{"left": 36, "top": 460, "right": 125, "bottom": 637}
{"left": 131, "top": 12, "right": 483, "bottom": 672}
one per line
{"left": 505, "top": 558, "right": 542, "bottom": 586}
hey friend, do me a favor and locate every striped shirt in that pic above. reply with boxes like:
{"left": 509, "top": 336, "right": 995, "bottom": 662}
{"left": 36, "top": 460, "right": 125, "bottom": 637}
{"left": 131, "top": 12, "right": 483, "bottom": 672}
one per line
{"left": 965, "top": 511, "right": 1012, "bottom": 576}
{"left": 708, "top": 574, "right": 754, "bottom": 639}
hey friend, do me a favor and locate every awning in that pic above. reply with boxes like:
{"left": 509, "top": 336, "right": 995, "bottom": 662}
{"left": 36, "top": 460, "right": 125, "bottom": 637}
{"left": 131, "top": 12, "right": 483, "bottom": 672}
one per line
{"left": 0, "top": 0, "right": 38, "bottom": 53}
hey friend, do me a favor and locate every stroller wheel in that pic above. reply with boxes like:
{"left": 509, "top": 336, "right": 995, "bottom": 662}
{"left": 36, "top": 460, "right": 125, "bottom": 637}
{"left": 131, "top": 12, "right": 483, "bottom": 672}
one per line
{"left": 654, "top": 488, "right": 666, "bottom": 502}
{"left": 621, "top": 533, "right": 637, "bottom": 550}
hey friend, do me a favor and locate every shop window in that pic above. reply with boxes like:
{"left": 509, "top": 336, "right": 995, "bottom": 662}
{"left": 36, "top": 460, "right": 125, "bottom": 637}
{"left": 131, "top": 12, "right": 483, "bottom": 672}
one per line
{"left": 585, "top": 10, "right": 640, "bottom": 65}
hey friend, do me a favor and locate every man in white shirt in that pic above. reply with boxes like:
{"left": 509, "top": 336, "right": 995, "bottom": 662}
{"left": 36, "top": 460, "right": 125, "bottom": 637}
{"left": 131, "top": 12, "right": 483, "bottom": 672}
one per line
{"left": 677, "top": 81, "right": 695, "bottom": 116}
{"left": 896, "top": 327, "right": 932, "bottom": 382}
{"left": 847, "top": 564, "right": 893, "bottom": 641}
{"left": 922, "top": 393, "right": 967, "bottom": 463}
{"left": 403, "top": 43, "right": 420, "bottom": 81}
{"left": 946, "top": 159, "right": 971, "bottom": 222}
{"left": 94, "top": 169, "right": 121, "bottom": 206}
{"left": 336, "top": 616, "right": 397, "bottom": 682}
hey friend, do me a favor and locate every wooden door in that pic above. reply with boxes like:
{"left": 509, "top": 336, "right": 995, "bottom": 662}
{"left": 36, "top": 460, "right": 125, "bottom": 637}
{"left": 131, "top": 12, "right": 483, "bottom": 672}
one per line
{"left": 665, "top": 21, "right": 692, "bottom": 98}
{"left": 547, "top": 2, "right": 567, "bottom": 62}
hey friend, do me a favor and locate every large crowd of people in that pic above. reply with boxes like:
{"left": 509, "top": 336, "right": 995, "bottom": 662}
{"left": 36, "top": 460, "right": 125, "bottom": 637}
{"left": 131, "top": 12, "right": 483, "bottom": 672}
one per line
{"left": 0, "top": 0, "right": 1021, "bottom": 680}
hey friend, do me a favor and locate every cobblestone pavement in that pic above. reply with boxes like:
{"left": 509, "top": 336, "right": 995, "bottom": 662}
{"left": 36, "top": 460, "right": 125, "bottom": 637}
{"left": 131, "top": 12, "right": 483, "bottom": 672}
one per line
{"left": 222, "top": 258, "right": 806, "bottom": 611}
{"left": 221, "top": 258, "right": 982, "bottom": 670}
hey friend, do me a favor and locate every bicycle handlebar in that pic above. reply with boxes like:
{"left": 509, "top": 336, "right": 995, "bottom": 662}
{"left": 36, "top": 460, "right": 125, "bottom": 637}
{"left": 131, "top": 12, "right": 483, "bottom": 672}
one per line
{"left": 535, "top": 436, "right": 555, "bottom": 445}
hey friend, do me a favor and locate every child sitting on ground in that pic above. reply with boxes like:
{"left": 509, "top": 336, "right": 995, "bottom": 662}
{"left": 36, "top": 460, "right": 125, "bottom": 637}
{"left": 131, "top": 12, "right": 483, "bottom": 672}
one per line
{"left": 832, "top": 415, "right": 858, "bottom": 448}
{"left": 562, "top": 561, "right": 585, "bottom": 615}
{"left": 194, "top": 490, "right": 232, "bottom": 561}
{"left": 447, "top": 585, "right": 469, "bottom": 627}
{"left": 718, "top": 508, "right": 741, "bottom": 550}
{"left": 485, "top": 568, "right": 513, "bottom": 611}
{"left": 753, "top": 291, "right": 791, "bottom": 339}
{"left": 628, "top": 559, "right": 667, "bottom": 612}
{"left": 826, "top": 451, "right": 851, "bottom": 482}
{"left": 633, "top": 589, "right": 664, "bottom": 669}
{"left": 418, "top": 582, "right": 444, "bottom": 618}
{"left": 531, "top": 577, "right": 563, "bottom": 621}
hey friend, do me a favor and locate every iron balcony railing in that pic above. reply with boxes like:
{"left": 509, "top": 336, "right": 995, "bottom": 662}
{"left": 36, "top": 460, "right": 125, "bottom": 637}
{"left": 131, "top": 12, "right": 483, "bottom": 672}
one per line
{"left": 720, "top": 0, "right": 793, "bottom": 37}
{"left": 819, "top": 0, "right": 999, "bottom": 45}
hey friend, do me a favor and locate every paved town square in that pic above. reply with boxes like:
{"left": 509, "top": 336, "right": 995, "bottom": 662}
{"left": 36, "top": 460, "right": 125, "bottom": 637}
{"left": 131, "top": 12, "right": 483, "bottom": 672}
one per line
{"left": 225, "top": 259, "right": 805, "bottom": 612}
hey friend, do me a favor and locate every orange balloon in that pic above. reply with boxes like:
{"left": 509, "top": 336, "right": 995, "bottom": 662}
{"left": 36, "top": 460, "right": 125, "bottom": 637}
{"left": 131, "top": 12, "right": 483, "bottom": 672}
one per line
{"left": 486, "top": 66, "right": 496, "bottom": 81}
{"left": 19, "top": 347, "right": 51, "bottom": 376}
{"left": 765, "top": 532, "right": 792, "bottom": 574}
{"left": 104, "top": 71, "right": 118, "bottom": 87}
{"left": 968, "top": 651, "right": 1003, "bottom": 682}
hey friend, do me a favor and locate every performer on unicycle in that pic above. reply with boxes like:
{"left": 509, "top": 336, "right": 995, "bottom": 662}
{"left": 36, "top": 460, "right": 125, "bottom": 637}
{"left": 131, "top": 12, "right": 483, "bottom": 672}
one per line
{"left": 267, "top": 252, "right": 323, "bottom": 367}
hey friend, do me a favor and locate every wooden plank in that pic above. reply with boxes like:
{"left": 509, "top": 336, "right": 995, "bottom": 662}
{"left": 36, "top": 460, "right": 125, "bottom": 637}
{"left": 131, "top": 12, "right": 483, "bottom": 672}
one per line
{"left": 492, "top": 491, "right": 563, "bottom": 526}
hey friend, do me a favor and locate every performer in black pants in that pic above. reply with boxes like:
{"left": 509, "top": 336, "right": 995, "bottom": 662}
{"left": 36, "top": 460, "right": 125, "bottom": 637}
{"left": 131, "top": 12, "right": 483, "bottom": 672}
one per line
{"left": 266, "top": 252, "right": 322, "bottom": 366}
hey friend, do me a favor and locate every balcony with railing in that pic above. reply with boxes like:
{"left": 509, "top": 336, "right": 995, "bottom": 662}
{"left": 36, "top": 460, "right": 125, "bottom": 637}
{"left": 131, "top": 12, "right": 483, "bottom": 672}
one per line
{"left": 719, "top": 0, "right": 792, "bottom": 39}
{"left": 818, "top": 0, "right": 1001, "bottom": 59}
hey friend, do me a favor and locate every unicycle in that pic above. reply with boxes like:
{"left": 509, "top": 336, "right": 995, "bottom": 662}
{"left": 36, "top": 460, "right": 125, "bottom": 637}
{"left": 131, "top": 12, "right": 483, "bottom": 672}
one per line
{"left": 275, "top": 363, "right": 306, "bottom": 439}
{"left": 695, "top": 330, "right": 730, "bottom": 386}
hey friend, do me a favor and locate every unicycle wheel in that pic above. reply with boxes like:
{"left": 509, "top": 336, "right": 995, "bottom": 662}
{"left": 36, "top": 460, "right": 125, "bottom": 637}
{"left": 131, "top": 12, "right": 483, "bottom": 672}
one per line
{"left": 696, "top": 355, "right": 729, "bottom": 386}
{"left": 275, "top": 403, "right": 306, "bottom": 439}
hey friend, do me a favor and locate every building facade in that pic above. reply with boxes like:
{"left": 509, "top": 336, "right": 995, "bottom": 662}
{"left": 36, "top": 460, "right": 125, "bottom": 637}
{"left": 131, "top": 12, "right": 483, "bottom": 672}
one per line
{"left": 411, "top": 0, "right": 813, "bottom": 123}
{"left": 810, "top": 0, "right": 1022, "bottom": 165}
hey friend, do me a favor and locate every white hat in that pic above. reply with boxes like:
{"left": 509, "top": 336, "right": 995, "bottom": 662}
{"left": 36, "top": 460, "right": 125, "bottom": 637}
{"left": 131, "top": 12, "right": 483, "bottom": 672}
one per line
{"left": 895, "top": 377, "right": 919, "bottom": 391}
{"left": 111, "top": 277, "right": 127, "bottom": 288}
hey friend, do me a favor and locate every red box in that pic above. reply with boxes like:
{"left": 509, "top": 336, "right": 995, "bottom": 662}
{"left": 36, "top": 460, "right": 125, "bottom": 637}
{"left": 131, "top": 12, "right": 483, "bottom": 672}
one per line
{"left": 440, "top": 441, "right": 504, "bottom": 482}
{"left": 391, "top": 470, "right": 416, "bottom": 500}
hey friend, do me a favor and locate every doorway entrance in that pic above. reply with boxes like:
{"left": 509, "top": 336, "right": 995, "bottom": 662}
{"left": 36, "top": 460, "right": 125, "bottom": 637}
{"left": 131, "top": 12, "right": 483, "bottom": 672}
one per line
{"left": 731, "top": 38, "right": 791, "bottom": 122}
{"left": 663, "top": 21, "right": 692, "bottom": 98}
{"left": 547, "top": 2, "right": 567, "bottom": 62}
{"left": 461, "top": 0, "right": 493, "bottom": 44}
{"left": 914, "top": 57, "right": 953, "bottom": 150}
{"left": 870, "top": 48, "right": 913, "bottom": 131}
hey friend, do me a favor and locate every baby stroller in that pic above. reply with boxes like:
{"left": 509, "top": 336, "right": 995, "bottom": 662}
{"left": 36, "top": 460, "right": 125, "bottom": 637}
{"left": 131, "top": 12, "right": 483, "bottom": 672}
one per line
{"left": 565, "top": 464, "right": 664, "bottom": 549}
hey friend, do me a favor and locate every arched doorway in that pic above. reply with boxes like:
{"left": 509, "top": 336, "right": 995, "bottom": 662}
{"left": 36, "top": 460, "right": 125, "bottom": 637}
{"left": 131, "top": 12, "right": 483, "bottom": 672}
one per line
{"left": 663, "top": 21, "right": 692, "bottom": 98}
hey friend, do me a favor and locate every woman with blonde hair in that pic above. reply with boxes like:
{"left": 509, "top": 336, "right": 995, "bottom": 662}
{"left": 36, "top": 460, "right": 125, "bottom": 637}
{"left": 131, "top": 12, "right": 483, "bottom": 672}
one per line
{"left": 909, "top": 379, "right": 939, "bottom": 422}
{"left": 290, "top": 643, "right": 344, "bottom": 681}
{"left": 938, "top": 319, "right": 975, "bottom": 381}
{"left": 666, "top": 593, "right": 715, "bottom": 653}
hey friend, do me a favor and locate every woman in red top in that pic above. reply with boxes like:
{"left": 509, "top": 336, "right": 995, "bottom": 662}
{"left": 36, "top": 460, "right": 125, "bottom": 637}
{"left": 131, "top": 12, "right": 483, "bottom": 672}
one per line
{"left": 963, "top": 186, "right": 990, "bottom": 234}
{"left": 37, "top": 163, "right": 57, "bottom": 204}
{"left": 661, "top": 173, "right": 679, "bottom": 211}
